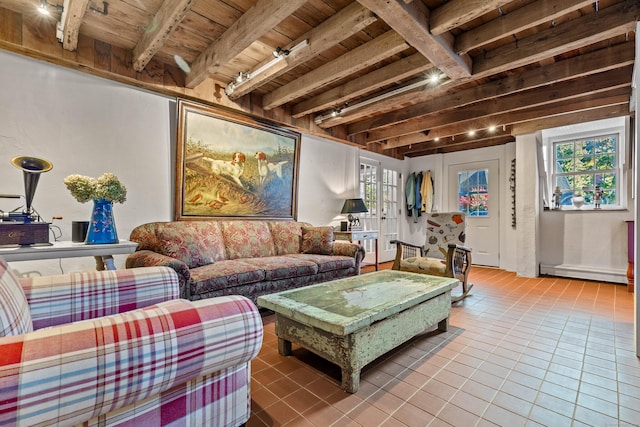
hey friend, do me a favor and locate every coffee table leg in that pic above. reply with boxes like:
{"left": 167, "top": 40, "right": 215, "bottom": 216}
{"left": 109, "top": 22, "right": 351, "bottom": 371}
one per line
{"left": 278, "top": 338, "right": 292, "bottom": 356}
{"left": 342, "top": 367, "right": 360, "bottom": 393}
{"left": 438, "top": 317, "right": 449, "bottom": 332}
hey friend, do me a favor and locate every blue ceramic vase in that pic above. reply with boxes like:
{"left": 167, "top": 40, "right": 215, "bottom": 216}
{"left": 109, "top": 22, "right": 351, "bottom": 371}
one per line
{"left": 86, "top": 198, "right": 118, "bottom": 244}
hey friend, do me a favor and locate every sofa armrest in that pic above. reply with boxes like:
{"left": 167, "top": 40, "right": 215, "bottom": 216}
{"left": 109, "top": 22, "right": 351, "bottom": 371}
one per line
{"left": 0, "top": 295, "right": 263, "bottom": 427}
{"left": 332, "top": 241, "right": 366, "bottom": 273}
{"left": 20, "top": 266, "right": 179, "bottom": 330}
{"left": 126, "top": 250, "right": 192, "bottom": 299}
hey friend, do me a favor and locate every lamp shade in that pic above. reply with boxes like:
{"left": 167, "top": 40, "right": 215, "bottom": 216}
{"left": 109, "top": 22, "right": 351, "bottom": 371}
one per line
{"left": 341, "top": 198, "right": 368, "bottom": 214}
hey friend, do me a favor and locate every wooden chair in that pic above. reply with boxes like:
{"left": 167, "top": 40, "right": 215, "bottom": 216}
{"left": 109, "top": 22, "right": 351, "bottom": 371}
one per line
{"left": 391, "top": 212, "right": 473, "bottom": 302}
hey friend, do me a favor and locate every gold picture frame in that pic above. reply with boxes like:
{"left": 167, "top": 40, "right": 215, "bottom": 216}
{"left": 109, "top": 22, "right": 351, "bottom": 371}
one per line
{"left": 175, "top": 99, "right": 301, "bottom": 220}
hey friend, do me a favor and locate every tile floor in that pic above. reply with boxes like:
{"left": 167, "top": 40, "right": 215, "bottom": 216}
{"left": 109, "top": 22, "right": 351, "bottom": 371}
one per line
{"left": 248, "top": 265, "right": 639, "bottom": 426}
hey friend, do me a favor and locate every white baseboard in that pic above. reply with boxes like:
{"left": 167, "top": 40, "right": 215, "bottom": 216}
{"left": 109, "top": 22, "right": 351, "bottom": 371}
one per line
{"left": 539, "top": 264, "right": 627, "bottom": 284}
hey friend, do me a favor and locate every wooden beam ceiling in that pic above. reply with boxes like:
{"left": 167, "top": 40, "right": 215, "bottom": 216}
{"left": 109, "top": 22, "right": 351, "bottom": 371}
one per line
{"left": 262, "top": 30, "right": 408, "bottom": 110}
{"left": 361, "top": 42, "right": 635, "bottom": 142}
{"left": 61, "top": 0, "right": 89, "bottom": 51}
{"left": 185, "top": 0, "right": 308, "bottom": 88}
{"left": 356, "top": 0, "right": 472, "bottom": 79}
{"left": 227, "top": 2, "right": 378, "bottom": 100}
{"left": 132, "top": 0, "right": 196, "bottom": 72}
{"left": 0, "top": 0, "right": 633, "bottom": 160}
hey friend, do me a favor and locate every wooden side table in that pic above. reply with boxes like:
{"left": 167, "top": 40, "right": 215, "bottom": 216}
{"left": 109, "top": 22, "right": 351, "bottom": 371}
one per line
{"left": 334, "top": 230, "right": 378, "bottom": 271}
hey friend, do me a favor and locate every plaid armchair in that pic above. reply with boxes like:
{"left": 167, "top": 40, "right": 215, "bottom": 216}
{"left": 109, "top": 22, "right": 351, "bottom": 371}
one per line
{"left": 0, "top": 256, "right": 263, "bottom": 426}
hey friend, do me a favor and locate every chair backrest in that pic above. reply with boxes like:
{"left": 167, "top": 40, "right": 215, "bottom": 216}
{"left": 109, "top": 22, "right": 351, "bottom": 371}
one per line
{"left": 0, "top": 257, "right": 32, "bottom": 337}
{"left": 424, "top": 212, "right": 466, "bottom": 260}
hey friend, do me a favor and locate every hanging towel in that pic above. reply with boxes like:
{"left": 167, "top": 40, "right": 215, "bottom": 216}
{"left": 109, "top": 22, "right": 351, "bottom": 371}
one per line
{"left": 405, "top": 172, "right": 415, "bottom": 218}
{"left": 414, "top": 172, "right": 423, "bottom": 221}
{"left": 421, "top": 170, "right": 434, "bottom": 213}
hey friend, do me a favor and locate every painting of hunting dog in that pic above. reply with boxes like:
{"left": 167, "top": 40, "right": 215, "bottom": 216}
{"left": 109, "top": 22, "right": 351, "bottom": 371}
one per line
{"left": 175, "top": 100, "right": 300, "bottom": 220}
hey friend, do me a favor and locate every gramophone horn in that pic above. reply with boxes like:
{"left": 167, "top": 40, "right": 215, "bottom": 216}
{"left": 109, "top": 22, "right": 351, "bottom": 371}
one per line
{"left": 11, "top": 156, "right": 53, "bottom": 214}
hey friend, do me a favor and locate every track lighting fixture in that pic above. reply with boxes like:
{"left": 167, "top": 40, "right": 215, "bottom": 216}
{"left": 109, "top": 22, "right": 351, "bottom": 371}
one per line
{"left": 224, "top": 39, "right": 308, "bottom": 96}
{"left": 314, "top": 72, "right": 445, "bottom": 125}
{"left": 37, "top": 0, "right": 63, "bottom": 15}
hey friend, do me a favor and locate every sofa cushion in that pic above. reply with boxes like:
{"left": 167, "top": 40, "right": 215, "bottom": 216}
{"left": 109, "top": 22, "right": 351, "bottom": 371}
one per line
{"left": 269, "top": 221, "right": 306, "bottom": 255}
{"left": 221, "top": 221, "right": 276, "bottom": 260}
{"left": 301, "top": 226, "right": 334, "bottom": 255}
{"left": 288, "top": 254, "right": 355, "bottom": 273}
{"left": 241, "top": 256, "right": 318, "bottom": 280}
{"left": 0, "top": 257, "right": 32, "bottom": 337}
{"left": 190, "top": 260, "right": 266, "bottom": 294}
{"left": 157, "top": 221, "right": 226, "bottom": 268}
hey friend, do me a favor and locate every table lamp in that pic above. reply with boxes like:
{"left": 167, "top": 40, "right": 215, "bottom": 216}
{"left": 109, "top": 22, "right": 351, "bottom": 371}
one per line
{"left": 341, "top": 198, "right": 368, "bottom": 230}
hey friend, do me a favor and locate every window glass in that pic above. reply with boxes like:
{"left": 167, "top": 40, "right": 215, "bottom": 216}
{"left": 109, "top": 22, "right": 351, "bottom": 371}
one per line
{"left": 458, "top": 169, "right": 488, "bottom": 216}
{"left": 552, "top": 134, "right": 617, "bottom": 207}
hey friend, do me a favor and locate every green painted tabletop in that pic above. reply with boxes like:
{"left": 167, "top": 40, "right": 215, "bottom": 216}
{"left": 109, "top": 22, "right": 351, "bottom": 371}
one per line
{"left": 257, "top": 270, "right": 458, "bottom": 335}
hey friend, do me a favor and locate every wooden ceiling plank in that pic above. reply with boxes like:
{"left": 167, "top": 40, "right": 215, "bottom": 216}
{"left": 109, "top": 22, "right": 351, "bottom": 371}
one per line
{"left": 291, "top": 53, "right": 432, "bottom": 118}
{"left": 356, "top": 0, "right": 472, "bottom": 79}
{"left": 61, "top": 0, "right": 90, "bottom": 51}
{"left": 185, "top": 0, "right": 307, "bottom": 88}
{"left": 132, "top": 0, "right": 196, "bottom": 72}
{"left": 378, "top": 66, "right": 633, "bottom": 142}
{"left": 401, "top": 135, "right": 516, "bottom": 157}
{"left": 511, "top": 104, "right": 631, "bottom": 135}
{"left": 473, "top": 0, "right": 639, "bottom": 76}
{"left": 383, "top": 88, "right": 631, "bottom": 150}
{"left": 357, "top": 42, "right": 635, "bottom": 139}
{"left": 455, "top": 0, "right": 594, "bottom": 54}
{"left": 429, "top": 0, "right": 511, "bottom": 36}
{"left": 329, "top": 5, "right": 637, "bottom": 132}
{"left": 262, "top": 30, "right": 408, "bottom": 110}
{"left": 228, "top": 2, "right": 378, "bottom": 100}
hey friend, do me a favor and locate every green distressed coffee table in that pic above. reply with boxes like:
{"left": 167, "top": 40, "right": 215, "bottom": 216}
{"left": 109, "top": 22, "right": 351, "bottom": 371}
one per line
{"left": 257, "top": 270, "right": 459, "bottom": 393}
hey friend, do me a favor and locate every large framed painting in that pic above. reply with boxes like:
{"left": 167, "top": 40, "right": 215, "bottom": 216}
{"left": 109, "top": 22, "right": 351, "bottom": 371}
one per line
{"left": 175, "top": 99, "right": 301, "bottom": 220}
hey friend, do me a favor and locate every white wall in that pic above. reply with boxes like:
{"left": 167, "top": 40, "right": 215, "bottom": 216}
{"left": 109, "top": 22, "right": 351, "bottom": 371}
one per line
{"left": 538, "top": 117, "right": 633, "bottom": 283}
{"left": 0, "top": 50, "right": 359, "bottom": 276}
{"left": 406, "top": 144, "right": 518, "bottom": 271}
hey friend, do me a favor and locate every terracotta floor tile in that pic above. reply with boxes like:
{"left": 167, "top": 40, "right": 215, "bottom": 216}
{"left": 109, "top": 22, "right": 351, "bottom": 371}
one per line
{"left": 449, "top": 390, "right": 490, "bottom": 416}
{"left": 538, "top": 380, "right": 578, "bottom": 403}
{"left": 533, "top": 392, "right": 575, "bottom": 418}
{"left": 528, "top": 404, "right": 573, "bottom": 427}
{"left": 407, "top": 389, "right": 448, "bottom": 416}
{"left": 249, "top": 265, "right": 637, "bottom": 426}
{"left": 482, "top": 403, "right": 528, "bottom": 426}
{"left": 573, "top": 404, "right": 619, "bottom": 426}
{"left": 576, "top": 393, "right": 619, "bottom": 418}
{"left": 437, "top": 401, "right": 481, "bottom": 426}
{"left": 392, "top": 402, "right": 435, "bottom": 427}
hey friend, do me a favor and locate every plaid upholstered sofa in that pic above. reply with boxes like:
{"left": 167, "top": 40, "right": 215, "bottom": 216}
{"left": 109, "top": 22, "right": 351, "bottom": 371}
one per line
{"left": 126, "top": 220, "right": 365, "bottom": 302}
{"left": 0, "top": 257, "right": 263, "bottom": 426}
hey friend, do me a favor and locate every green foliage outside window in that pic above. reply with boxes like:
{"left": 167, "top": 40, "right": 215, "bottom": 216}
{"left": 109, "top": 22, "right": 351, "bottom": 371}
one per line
{"left": 553, "top": 134, "right": 617, "bottom": 206}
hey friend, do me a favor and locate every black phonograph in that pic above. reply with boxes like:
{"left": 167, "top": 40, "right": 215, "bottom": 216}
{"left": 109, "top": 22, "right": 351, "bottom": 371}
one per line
{"left": 0, "top": 156, "right": 53, "bottom": 246}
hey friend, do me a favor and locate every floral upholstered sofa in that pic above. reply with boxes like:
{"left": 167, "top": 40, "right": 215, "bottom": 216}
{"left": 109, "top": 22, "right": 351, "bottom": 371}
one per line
{"left": 126, "top": 220, "right": 365, "bottom": 302}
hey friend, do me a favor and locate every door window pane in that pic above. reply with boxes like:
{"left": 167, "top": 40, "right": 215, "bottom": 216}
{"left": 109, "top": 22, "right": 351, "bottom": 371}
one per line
{"left": 458, "top": 169, "right": 488, "bottom": 217}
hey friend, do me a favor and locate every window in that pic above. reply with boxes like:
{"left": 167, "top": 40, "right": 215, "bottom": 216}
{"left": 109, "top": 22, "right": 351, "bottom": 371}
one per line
{"left": 553, "top": 134, "right": 617, "bottom": 207}
{"left": 457, "top": 169, "right": 489, "bottom": 216}
{"left": 543, "top": 117, "right": 628, "bottom": 210}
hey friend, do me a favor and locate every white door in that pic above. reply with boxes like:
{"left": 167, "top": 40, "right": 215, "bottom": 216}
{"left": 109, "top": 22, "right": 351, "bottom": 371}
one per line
{"left": 359, "top": 159, "right": 400, "bottom": 263}
{"left": 448, "top": 160, "right": 500, "bottom": 267}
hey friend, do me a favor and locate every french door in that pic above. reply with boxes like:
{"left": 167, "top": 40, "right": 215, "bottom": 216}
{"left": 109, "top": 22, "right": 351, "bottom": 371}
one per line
{"left": 359, "top": 158, "right": 400, "bottom": 263}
